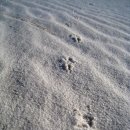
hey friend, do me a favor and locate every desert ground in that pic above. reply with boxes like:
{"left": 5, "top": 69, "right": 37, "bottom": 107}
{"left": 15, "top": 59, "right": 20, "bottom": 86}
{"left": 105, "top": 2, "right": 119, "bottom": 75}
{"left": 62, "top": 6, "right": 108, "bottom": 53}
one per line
{"left": 0, "top": 0, "right": 130, "bottom": 130}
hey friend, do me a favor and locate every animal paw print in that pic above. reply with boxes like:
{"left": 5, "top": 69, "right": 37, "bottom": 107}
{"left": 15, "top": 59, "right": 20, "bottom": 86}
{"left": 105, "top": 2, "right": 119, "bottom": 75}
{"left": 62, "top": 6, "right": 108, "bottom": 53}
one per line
{"left": 69, "top": 34, "right": 81, "bottom": 43}
{"left": 72, "top": 109, "right": 95, "bottom": 129}
{"left": 58, "top": 56, "right": 76, "bottom": 73}
{"left": 89, "top": 3, "right": 94, "bottom": 6}
{"left": 65, "top": 22, "right": 72, "bottom": 27}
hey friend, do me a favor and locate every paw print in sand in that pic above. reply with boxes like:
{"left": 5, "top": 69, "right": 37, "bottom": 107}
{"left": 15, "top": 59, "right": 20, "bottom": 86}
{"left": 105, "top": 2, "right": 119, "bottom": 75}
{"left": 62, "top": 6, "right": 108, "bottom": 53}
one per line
{"left": 65, "top": 22, "right": 72, "bottom": 27}
{"left": 72, "top": 109, "right": 95, "bottom": 130}
{"left": 58, "top": 56, "right": 76, "bottom": 73}
{"left": 89, "top": 3, "right": 94, "bottom": 6}
{"left": 69, "top": 34, "right": 81, "bottom": 43}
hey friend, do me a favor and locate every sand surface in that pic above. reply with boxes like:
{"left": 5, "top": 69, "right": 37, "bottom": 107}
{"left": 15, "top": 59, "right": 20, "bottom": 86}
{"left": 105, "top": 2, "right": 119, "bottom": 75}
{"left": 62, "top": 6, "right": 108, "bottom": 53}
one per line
{"left": 0, "top": 0, "right": 130, "bottom": 130}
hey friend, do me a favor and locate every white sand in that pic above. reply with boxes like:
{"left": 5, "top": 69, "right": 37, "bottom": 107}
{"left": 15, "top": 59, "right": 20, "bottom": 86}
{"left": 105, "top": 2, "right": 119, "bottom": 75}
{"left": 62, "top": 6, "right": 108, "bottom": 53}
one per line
{"left": 0, "top": 0, "right": 130, "bottom": 130}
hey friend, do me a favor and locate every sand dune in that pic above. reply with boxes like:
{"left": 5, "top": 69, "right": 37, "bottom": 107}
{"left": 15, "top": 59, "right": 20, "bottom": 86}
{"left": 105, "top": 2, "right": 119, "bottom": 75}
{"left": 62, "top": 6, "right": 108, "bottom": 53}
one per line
{"left": 0, "top": 0, "right": 130, "bottom": 130}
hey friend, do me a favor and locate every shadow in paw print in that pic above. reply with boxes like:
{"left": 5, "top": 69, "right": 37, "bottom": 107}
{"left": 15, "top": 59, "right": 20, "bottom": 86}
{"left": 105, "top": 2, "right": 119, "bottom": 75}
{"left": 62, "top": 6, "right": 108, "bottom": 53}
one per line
{"left": 72, "top": 109, "right": 95, "bottom": 129}
{"left": 58, "top": 57, "right": 76, "bottom": 73}
{"left": 69, "top": 34, "right": 81, "bottom": 43}
{"left": 89, "top": 3, "right": 94, "bottom": 6}
{"left": 83, "top": 113, "right": 95, "bottom": 127}
{"left": 68, "top": 57, "right": 75, "bottom": 63}
{"left": 65, "top": 22, "right": 72, "bottom": 27}
{"left": 58, "top": 57, "right": 67, "bottom": 71}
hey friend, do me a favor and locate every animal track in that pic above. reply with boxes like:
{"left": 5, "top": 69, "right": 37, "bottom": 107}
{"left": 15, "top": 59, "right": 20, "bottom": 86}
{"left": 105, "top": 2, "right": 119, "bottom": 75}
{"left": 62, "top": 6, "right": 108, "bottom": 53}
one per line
{"left": 69, "top": 34, "right": 81, "bottom": 43}
{"left": 89, "top": 3, "right": 94, "bottom": 6}
{"left": 58, "top": 56, "right": 76, "bottom": 73}
{"left": 68, "top": 57, "right": 75, "bottom": 63}
{"left": 72, "top": 109, "right": 95, "bottom": 129}
{"left": 65, "top": 22, "right": 72, "bottom": 27}
{"left": 83, "top": 113, "right": 95, "bottom": 128}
